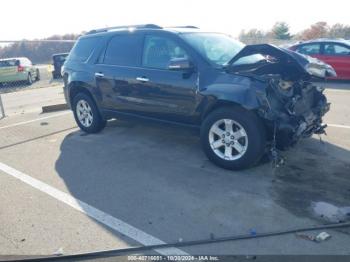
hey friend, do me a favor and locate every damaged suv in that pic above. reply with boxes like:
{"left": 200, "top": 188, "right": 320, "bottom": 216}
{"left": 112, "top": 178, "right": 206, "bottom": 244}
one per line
{"left": 62, "top": 25, "right": 335, "bottom": 170}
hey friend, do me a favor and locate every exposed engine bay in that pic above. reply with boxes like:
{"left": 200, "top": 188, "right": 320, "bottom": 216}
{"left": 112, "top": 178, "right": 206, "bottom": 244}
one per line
{"left": 260, "top": 76, "right": 330, "bottom": 149}
{"left": 227, "top": 44, "right": 335, "bottom": 150}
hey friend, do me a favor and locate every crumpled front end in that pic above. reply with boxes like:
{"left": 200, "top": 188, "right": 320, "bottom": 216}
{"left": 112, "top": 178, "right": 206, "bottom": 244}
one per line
{"left": 256, "top": 77, "right": 330, "bottom": 149}
{"left": 227, "top": 44, "right": 335, "bottom": 150}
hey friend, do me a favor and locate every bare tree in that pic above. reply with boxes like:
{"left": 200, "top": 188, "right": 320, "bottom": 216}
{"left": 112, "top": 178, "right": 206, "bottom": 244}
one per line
{"left": 300, "top": 22, "right": 329, "bottom": 40}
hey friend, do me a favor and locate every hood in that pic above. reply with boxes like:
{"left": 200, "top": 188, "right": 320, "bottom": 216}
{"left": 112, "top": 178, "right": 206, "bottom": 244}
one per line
{"left": 228, "top": 44, "right": 336, "bottom": 79}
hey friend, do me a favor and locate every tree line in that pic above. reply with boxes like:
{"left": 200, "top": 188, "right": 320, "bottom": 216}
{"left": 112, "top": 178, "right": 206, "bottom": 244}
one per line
{"left": 239, "top": 22, "right": 350, "bottom": 44}
{"left": 1, "top": 22, "right": 349, "bottom": 63}
{"left": 0, "top": 34, "right": 80, "bottom": 64}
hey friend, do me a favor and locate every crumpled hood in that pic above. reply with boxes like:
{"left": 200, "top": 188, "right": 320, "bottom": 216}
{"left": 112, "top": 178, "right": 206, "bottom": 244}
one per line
{"left": 228, "top": 44, "right": 336, "bottom": 79}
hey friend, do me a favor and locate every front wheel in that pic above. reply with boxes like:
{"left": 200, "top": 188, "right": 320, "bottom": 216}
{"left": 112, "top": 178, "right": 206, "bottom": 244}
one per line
{"left": 200, "top": 106, "right": 266, "bottom": 170}
{"left": 72, "top": 92, "right": 106, "bottom": 133}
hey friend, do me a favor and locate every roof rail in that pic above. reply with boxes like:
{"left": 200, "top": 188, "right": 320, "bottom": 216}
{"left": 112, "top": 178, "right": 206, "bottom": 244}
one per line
{"left": 167, "top": 25, "right": 199, "bottom": 29}
{"left": 86, "top": 24, "right": 162, "bottom": 35}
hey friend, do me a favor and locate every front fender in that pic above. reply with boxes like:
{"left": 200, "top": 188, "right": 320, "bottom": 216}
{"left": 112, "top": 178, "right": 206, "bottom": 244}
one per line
{"left": 200, "top": 74, "right": 267, "bottom": 113}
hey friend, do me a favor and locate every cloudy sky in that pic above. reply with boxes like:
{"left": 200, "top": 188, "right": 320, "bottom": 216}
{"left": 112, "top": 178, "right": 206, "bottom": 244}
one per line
{"left": 1, "top": 0, "right": 349, "bottom": 40}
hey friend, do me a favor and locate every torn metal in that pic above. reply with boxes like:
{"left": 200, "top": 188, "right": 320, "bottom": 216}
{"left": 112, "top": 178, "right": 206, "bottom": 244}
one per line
{"left": 226, "top": 44, "right": 334, "bottom": 152}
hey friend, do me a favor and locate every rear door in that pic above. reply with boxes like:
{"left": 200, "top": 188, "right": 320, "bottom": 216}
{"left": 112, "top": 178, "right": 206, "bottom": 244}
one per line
{"left": 0, "top": 59, "right": 19, "bottom": 83}
{"left": 320, "top": 43, "right": 350, "bottom": 79}
{"left": 94, "top": 33, "right": 144, "bottom": 111}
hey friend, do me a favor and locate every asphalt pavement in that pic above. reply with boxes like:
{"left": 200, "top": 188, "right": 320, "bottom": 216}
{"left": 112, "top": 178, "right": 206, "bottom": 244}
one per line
{"left": 0, "top": 83, "right": 349, "bottom": 258}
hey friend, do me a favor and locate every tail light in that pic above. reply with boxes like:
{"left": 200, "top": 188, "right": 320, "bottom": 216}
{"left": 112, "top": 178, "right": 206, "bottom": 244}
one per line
{"left": 17, "top": 65, "right": 24, "bottom": 72}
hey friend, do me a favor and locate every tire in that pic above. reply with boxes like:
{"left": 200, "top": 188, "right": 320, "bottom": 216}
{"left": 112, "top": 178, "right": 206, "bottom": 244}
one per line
{"left": 200, "top": 106, "right": 266, "bottom": 170}
{"left": 26, "top": 73, "right": 33, "bottom": 85}
{"left": 35, "top": 69, "right": 40, "bottom": 81}
{"left": 72, "top": 92, "right": 106, "bottom": 133}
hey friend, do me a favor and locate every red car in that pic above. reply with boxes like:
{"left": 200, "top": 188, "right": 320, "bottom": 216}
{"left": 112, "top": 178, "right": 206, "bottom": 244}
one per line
{"left": 289, "top": 39, "right": 350, "bottom": 80}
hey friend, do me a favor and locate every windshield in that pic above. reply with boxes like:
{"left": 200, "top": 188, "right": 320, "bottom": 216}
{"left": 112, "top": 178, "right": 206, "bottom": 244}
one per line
{"left": 180, "top": 32, "right": 264, "bottom": 66}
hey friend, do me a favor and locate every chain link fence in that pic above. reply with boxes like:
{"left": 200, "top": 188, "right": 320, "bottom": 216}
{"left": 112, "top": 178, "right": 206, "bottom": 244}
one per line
{"left": 0, "top": 40, "right": 75, "bottom": 117}
{"left": 0, "top": 36, "right": 329, "bottom": 119}
{"left": 0, "top": 36, "right": 293, "bottom": 92}
{"left": 0, "top": 39, "right": 74, "bottom": 85}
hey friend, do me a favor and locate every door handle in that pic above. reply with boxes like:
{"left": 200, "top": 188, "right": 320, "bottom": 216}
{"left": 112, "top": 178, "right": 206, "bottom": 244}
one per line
{"left": 95, "top": 72, "right": 104, "bottom": 77}
{"left": 136, "top": 77, "right": 149, "bottom": 82}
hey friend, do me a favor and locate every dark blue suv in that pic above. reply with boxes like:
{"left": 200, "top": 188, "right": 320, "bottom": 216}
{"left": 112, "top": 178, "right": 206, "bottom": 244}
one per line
{"left": 62, "top": 24, "right": 334, "bottom": 170}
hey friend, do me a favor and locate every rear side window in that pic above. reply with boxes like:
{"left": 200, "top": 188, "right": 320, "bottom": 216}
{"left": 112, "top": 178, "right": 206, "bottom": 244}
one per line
{"left": 103, "top": 35, "right": 142, "bottom": 66}
{"left": 69, "top": 37, "right": 100, "bottom": 62}
{"left": 0, "top": 60, "right": 18, "bottom": 67}
{"left": 324, "top": 43, "right": 350, "bottom": 55}
{"left": 296, "top": 44, "right": 321, "bottom": 55}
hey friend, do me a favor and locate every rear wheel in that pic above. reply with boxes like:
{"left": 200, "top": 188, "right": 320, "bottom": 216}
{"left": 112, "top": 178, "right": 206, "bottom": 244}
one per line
{"left": 200, "top": 106, "right": 266, "bottom": 170}
{"left": 72, "top": 92, "right": 106, "bottom": 133}
{"left": 26, "top": 73, "right": 33, "bottom": 85}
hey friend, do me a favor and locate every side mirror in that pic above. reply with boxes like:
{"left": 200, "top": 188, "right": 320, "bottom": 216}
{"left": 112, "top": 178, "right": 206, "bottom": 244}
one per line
{"left": 168, "top": 58, "right": 194, "bottom": 71}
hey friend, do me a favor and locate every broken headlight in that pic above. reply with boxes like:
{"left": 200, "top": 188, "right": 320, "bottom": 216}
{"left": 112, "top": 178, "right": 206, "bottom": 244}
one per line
{"left": 305, "top": 57, "right": 337, "bottom": 78}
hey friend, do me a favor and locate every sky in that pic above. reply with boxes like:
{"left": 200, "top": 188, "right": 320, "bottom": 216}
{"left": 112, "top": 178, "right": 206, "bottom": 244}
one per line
{"left": 0, "top": 0, "right": 349, "bottom": 40}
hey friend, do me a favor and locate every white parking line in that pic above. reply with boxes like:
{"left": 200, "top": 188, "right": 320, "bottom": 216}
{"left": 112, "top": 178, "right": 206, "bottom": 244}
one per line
{"left": 0, "top": 111, "right": 71, "bottom": 130}
{"left": 0, "top": 162, "right": 187, "bottom": 255}
{"left": 327, "top": 124, "right": 350, "bottom": 129}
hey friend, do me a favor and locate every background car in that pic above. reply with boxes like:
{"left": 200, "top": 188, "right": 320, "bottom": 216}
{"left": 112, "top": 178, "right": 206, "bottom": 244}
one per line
{"left": 0, "top": 57, "right": 40, "bottom": 86}
{"left": 289, "top": 39, "right": 350, "bottom": 80}
{"left": 52, "top": 53, "right": 69, "bottom": 79}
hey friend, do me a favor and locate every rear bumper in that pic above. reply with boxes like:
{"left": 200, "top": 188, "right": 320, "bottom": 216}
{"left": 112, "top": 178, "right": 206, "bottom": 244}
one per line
{"left": 0, "top": 72, "right": 27, "bottom": 83}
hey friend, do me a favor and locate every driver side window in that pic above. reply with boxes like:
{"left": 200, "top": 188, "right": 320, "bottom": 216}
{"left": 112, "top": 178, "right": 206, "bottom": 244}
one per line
{"left": 142, "top": 35, "right": 188, "bottom": 70}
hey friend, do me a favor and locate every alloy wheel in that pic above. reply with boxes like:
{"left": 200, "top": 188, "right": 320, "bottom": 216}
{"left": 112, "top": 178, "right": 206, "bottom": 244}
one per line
{"left": 208, "top": 119, "right": 248, "bottom": 161}
{"left": 76, "top": 99, "right": 94, "bottom": 127}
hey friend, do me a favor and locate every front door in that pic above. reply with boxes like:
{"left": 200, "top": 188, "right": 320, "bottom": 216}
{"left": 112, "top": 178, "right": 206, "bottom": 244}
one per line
{"left": 124, "top": 34, "right": 199, "bottom": 123}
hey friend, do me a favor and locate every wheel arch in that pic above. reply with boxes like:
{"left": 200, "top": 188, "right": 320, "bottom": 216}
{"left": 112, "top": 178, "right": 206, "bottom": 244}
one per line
{"left": 68, "top": 82, "right": 96, "bottom": 107}
{"left": 201, "top": 99, "right": 256, "bottom": 123}
{"left": 199, "top": 80, "right": 263, "bottom": 124}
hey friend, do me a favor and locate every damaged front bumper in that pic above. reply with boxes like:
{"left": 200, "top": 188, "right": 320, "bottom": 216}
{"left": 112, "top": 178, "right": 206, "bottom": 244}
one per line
{"left": 227, "top": 44, "right": 335, "bottom": 150}
{"left": 257, "top": 78, "right": 330, "bottom": 149}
